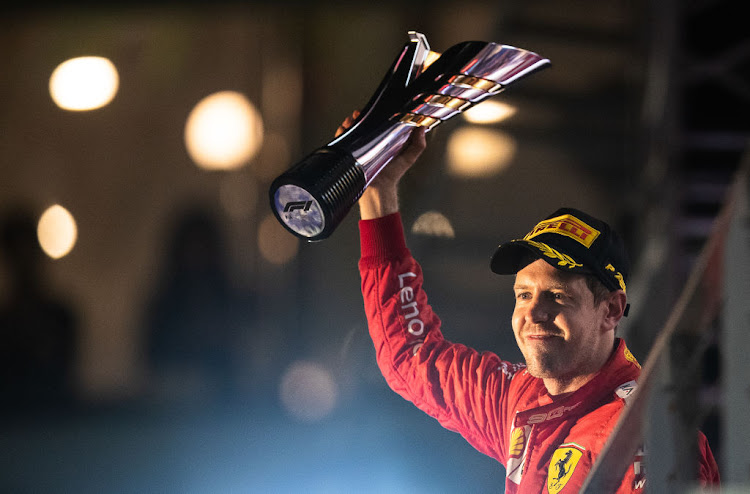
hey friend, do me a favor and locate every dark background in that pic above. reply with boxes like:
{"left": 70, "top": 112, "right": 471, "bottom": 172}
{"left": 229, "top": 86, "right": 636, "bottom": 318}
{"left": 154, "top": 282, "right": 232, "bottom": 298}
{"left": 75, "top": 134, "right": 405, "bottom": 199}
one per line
{"left": 1, "top": 0, "right": 746, "bottom": 492}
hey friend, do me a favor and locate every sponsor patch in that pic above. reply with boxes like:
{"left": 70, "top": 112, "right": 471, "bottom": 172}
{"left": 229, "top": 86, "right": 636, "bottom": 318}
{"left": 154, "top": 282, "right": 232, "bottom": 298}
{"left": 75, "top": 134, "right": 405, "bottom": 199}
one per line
{"left": 498, "top": 361, "right": 525, "bottom": 380}
{"left": 615, "top": 380, "right": 638, "bottom": 403}
{"left": 605, "top": 263, "right": 627, "bottom": 292}
{"left": 522, "top": 240, "right": 583, "bottom": 269}
{"left": 623, "top": 346, "right": 641, "bottom": 369}
{"left": 509, "top": 427, "right": 527, "bottom": 458}
{"left": 506, "top": 425, "right": 531, "bottom": 484}
{"left": 633, "top": 446, "right": 646, "bottom": 489}
{"left": 526, "top": 402, "right": 582, "bottom": 425}
{"left": 547, "top": 445, "right": 584, "bottom": 494}
{"left": 524, "top": 214, "right": 601, "bottom": 248}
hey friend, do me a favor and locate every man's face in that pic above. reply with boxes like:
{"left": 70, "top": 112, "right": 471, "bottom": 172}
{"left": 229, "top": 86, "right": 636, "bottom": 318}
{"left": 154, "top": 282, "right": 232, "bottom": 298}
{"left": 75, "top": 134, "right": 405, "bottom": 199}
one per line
{"left": 512, "top": 259, "right": 614, "bottom": 388}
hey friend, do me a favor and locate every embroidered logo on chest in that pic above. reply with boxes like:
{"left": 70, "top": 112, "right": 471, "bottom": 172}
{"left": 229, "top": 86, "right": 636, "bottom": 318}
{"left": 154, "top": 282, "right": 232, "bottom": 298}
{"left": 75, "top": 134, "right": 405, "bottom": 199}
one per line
{"left": 547, "top": 444, "right": 584, "bottom": 494}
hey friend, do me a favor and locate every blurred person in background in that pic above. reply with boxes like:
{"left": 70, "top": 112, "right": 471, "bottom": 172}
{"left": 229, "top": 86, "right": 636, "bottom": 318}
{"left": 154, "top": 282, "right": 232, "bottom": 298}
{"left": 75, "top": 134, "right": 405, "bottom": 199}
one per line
{"left": 0, "top": 206, "right": 77, "bottom": 415}
{"left": 143, "top": 205, "right": 245, "bottom": 405}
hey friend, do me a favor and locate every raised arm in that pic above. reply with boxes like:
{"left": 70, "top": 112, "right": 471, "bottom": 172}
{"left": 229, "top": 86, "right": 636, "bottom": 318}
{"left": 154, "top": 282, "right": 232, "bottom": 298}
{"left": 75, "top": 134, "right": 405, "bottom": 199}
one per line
{"left": 346, "top": 111, "right": 512, "bottom": 464}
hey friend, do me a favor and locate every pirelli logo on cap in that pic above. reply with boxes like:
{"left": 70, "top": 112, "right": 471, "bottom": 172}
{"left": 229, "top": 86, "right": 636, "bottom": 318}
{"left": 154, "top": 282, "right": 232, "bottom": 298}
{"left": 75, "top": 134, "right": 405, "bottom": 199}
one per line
{"left": 524, "top": 214, "right": 601, "bottom": 248}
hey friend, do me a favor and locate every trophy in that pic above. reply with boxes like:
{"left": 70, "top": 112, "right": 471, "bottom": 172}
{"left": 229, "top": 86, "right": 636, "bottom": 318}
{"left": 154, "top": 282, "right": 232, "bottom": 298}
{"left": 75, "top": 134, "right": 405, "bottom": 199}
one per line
{"left": 270, "top": 31, "right": 550, "bottom": 241}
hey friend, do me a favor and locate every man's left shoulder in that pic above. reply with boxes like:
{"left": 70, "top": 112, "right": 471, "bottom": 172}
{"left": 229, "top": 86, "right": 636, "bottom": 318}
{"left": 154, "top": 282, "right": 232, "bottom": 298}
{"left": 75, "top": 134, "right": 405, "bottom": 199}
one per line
{"left": 576, "top": 380, "right": 637, "bottom": 444}
{"left": 613, "top": 379, "right": 638, "bottom": 404}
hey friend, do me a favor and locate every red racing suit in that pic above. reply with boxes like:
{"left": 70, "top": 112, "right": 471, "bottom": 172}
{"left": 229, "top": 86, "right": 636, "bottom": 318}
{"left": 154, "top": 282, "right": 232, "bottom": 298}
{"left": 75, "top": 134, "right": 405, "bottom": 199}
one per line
{"left": 358, "top": 213, "right": 720, "bottom": 493}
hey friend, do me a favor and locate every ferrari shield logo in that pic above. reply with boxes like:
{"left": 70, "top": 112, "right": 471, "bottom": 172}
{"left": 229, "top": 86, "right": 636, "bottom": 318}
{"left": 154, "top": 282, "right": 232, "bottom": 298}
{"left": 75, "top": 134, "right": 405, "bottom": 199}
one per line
{"left": 547, "top": 445, "right": 583, "bottom": 494}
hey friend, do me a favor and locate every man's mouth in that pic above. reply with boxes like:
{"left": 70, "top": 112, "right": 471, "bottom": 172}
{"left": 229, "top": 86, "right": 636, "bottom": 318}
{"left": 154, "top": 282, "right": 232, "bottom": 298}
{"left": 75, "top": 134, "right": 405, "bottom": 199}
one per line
{"left": 525, "top": 332, "right": 562, "bottom": 341}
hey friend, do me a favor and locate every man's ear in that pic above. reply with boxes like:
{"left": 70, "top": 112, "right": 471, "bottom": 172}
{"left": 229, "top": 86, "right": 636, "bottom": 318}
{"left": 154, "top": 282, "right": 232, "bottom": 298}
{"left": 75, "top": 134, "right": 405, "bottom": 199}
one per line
{"left": 602, "top": 290, "right": 627, "bottom": 332}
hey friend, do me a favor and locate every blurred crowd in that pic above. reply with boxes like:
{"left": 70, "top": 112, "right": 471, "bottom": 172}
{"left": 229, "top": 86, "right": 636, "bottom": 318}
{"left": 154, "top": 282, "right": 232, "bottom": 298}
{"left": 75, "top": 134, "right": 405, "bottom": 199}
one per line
{"left": 0, "top": 203, "right": 258, "bottom": 417}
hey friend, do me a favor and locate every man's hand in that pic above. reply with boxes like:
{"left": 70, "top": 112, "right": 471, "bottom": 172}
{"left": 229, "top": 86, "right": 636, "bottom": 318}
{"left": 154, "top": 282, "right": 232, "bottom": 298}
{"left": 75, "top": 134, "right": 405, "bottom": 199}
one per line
{"left": 335, "top": 111, "right": 427, "bottom": 220}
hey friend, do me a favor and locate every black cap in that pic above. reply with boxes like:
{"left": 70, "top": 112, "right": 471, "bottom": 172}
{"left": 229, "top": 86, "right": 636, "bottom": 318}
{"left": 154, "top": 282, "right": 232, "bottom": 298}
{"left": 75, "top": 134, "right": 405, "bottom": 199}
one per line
{"left": 490, "top": 208, "right": 629, "bottom": 294}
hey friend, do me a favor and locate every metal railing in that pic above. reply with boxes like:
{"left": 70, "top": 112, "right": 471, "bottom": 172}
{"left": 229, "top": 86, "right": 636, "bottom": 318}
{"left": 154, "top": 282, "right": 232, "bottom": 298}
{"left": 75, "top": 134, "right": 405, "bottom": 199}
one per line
{"left": 581, "top": 153, "right": 749, "bottom": 492}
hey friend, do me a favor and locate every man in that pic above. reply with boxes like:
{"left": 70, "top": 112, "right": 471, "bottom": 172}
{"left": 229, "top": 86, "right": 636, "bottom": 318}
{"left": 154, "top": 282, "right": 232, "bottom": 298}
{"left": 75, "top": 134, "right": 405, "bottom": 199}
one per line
{"left": 349, "top": 119, "right": 720, "bottom": 492}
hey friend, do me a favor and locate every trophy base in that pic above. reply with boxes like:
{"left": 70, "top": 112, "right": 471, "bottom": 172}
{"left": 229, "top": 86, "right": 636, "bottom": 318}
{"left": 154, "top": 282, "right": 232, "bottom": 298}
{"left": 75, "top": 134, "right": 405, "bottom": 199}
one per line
{"left": 270, "top": 147, "right": 366, "bottom": 241}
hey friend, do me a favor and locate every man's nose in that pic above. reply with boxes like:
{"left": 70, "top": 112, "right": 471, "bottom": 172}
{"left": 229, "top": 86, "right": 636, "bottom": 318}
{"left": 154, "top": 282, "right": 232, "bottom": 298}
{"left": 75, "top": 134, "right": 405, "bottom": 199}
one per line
{"left": 527, "top": 295, "right": 551, "bottom": 323}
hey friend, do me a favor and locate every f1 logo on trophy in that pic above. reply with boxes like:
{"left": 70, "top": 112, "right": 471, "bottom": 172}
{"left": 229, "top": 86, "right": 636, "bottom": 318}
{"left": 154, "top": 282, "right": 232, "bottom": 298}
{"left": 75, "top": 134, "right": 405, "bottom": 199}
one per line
{"left": 269, "top": 31, "right": 550, "bottom": 241}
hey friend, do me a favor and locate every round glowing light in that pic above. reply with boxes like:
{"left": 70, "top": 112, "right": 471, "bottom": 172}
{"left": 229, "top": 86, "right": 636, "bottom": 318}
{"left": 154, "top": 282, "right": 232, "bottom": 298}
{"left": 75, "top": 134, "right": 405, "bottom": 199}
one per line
{"left": 49, "top": 56, "right": 119, "bottom": 111}
{"left": 411, "top": 211, "right": 455, "bottom": 238}
{"left": 37, "top": 205, "right": 78, "bottom": 259}
{"left": 463, "top": 100, "right": 517, "bottom": 124}
{"left": 257, "top": 214, "right": 298, "bottom": 265}
{"left": 279, "top": 360, "right": 338, "bottom": 422}
{"left": 446, "top": 127, "right": 517, "bottom": 178}
{"left": 185, "top": 91, "right": 264, "bottom": 171}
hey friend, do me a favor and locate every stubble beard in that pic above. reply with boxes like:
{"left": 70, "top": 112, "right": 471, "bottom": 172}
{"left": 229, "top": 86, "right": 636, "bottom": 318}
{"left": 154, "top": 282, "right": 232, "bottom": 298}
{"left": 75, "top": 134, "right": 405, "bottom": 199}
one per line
{"left": 522, "top": 343, "right": 571, "bottom": 380}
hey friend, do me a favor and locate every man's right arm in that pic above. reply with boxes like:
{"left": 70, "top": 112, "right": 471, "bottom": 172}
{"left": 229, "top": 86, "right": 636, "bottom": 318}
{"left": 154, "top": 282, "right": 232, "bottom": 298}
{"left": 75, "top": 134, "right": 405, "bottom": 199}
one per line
{"left": 353, "top": 123, "right": 516, "bottom": 464}
{"left": 358, "top": 214, "right": 512, "bottom": 464}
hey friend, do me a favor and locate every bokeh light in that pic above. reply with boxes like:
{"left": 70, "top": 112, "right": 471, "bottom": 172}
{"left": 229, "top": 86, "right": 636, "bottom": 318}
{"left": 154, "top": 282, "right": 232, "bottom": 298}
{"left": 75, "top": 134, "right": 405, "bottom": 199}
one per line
{"left": 279, "top": 360, "right": 338, "bottom": 422}
{"left": 446, "top": 127, "right": 517, "bottom": 178}
{"left": 49, "top": 56, "right": 119, "bottom": 111}
{"left": 463, "top": 100, "right": 517, "bottom": 124}
{"left": 37, "top": 204, "right": 78, "bottom": 259}
{"left": 411, "top": 211, "right": 455, "bottom": 238}
{"left": 257, "top": 213, "right": 298, "bottom": 265}
{"left": 185, "top": 91, "right": 264, "bottom": 171}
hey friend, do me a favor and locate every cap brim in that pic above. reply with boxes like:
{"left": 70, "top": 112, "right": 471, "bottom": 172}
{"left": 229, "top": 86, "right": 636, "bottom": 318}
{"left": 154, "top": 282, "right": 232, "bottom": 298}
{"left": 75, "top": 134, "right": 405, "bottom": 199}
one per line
{"left": 491, "top": 238, "right": 598, "bottom": 280}
{"left": 490, "top": 240, "right": 542, "bottom": 274}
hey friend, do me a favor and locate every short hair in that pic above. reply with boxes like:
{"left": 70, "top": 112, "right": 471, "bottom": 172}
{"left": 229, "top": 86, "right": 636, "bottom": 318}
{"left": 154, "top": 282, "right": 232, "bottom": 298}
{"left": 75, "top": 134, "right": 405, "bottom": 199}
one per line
{"left": 584, "top": 274, "right": 611, "bottom": 307}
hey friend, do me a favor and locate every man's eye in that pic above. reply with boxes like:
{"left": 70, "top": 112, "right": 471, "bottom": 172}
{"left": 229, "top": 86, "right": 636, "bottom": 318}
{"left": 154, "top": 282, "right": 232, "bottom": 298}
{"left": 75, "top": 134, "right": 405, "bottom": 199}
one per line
{"left": 515, "top": 292, "right": 530, "bottom": 300}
